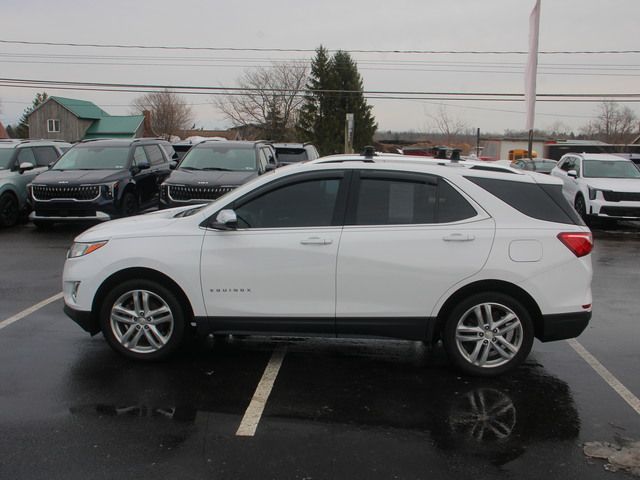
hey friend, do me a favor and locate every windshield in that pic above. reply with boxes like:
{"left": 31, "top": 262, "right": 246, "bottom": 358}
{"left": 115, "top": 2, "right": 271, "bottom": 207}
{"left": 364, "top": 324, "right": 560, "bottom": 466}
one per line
{"left": 0, "top": 149, "right": 15, "bottom": 169}
{"left": 276, "top": 148, "right": 307, "bottom": 163}
{"left": 179, "top": 146, "right": 256, "bottom": 171}
{"left": 583, "top": 160, "right": 640, "bottom": 179}
{"left": 53, "top": 146, "right": 130, "bottom": 170}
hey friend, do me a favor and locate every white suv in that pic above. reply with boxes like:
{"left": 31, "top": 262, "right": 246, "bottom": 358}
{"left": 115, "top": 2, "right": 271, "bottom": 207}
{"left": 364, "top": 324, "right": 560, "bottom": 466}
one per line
{"left": 63, "top": 152, "right": 593, "bottom": 376}
{"left": 551, "top": 153, "right": 640, "bottom": 221}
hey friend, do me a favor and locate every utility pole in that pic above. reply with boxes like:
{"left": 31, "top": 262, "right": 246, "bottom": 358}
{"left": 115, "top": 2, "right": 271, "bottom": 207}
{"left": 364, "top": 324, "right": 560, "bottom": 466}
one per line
{"left": 345, "top": 113, "right": 354, "bottom": 154}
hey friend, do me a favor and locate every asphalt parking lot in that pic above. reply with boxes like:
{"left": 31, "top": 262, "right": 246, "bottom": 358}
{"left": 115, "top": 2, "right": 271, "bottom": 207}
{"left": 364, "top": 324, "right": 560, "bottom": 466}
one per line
{"left": 0, "top": 221, "right": 639, "bottom": 479}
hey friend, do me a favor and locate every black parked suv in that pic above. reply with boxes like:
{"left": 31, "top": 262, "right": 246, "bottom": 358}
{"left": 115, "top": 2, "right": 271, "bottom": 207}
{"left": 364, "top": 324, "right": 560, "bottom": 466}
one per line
{"left": 159, "top": 140, "right": 276, "bottom": 208}
{"left": 29, "top": 138, "right": 172, "bottom": 227}
{"left": 273, "top": 142, "right": 319, "bottom": 166}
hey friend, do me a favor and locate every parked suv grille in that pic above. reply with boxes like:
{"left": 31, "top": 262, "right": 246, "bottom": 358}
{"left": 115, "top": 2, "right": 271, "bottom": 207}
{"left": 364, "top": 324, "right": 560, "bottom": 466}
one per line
{"left": 600, "top": 206, "right": 640, "bottom": 217}
{"left": 602, "top": 191, "right": 640, "bottom": 202}
{"left": 168, "top": 185, "right": 236, "bottom": 202}
{"left": 32, "top": 185, "right": 100, "bottom": 201}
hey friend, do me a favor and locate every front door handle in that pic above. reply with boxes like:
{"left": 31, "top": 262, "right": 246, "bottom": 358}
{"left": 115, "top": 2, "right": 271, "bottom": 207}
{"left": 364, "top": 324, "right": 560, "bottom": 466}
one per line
{"left": 443, "top": 233, "right": 475, "bottom": 242}
{"left": 300, "top": 237, "right": 333, "bottom": 245}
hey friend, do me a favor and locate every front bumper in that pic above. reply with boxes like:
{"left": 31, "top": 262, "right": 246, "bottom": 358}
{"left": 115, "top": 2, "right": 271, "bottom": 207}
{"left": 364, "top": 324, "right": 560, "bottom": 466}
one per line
{"left": 30, "top": 199, "right": 116, "bottom": 223}
{"left": 588, "top": 198, "right": 640, "bottom": 219}
{"left": 64, "top": 304, "right": 100, "bottom": 335}
{"left": 537, "top": 311, "right": 591, "bottom": 342}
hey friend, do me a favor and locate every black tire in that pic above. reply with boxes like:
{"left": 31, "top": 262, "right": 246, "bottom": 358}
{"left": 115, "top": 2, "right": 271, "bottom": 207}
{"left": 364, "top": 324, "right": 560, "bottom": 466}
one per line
{"left": 0, "top": 193, "right": 19, "bottom": 228}
{"left": 574, "top": 194, "right": 588, "bottom": 223}
{"left": 120, "top": 191, "right": 138, "bottom": 217}
{"left": 442, "top": 292, "right": 534, "bottom": 377}
{"left": 99, "top": 278, "right": 186, "bottom": 361}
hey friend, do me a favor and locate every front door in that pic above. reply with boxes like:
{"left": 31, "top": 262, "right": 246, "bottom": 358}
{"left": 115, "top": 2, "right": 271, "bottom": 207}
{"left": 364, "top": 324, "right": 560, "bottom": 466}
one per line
{"left": 200, "top": 171, "right": 348, "bottom": 335}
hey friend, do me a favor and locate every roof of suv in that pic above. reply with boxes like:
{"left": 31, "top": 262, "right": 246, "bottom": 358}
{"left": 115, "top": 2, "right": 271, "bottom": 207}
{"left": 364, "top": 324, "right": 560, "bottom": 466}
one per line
{"left": 310, "top": 152, "right": 527, "bottom": 175}
{"left": 569, "top": 153, "right": 630, "bottom": 162}
{"left": 75, "top": 138, "right": 169, "bottom": 147}
{"left": 0, "top": 139, "right": 72, "bottom": 149}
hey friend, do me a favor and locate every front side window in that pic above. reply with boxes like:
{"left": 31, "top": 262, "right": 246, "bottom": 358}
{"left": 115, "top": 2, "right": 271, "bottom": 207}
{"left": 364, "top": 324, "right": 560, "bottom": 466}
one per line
{"left": 16, "top": 148, "right": 36, "bottom": 166}
{"left": 33, "top": 146, "right": 59, "bottom": 166}
{"left": 133, "top": 147, "right": 148, "bottom": 166}
{"left": 53, "top": 146, "right": 130, "bottom": 170}
{"left": 234, "top": 178, "right": 341, "bottom": 228}
{"left": 353, "top": 174, "right": 476, "bottom": 225}
{"left": 47, "top": 119, "right": 60, "bottom": 133}
{"left": 143, "top": 145, "right": 165, "bottom": 166}
{"left": 180, "top": 145, "right": 257, "bottom": 171}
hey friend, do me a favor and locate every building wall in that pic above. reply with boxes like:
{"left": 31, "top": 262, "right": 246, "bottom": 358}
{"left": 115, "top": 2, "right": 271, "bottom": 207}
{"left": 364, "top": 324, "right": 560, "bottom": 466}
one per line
{"left": 481, "top": 139, "right": 546, "bottom": 160}
{"left": 29, "top": 102, "right": 93, "bottom": 142}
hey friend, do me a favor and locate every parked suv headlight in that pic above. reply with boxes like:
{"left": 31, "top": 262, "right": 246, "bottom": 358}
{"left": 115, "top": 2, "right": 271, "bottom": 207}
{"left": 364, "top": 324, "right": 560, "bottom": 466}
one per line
{"left": 588, "top": 187, "right": 599, "bottom": 200}
{"left": 103, "top": 182, "right": 119, "bottom": 199}
{"left": 68, "top": 241, "right": 108, "bottom": 258}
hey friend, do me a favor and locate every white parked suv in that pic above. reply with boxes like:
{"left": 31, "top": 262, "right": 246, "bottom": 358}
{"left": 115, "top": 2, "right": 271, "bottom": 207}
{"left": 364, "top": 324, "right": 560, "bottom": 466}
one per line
{"left": 551, "top": 153, "right": 640, "bottom": 221}
{"left": 63, "top": 151, "right": 593, "bottom": 376}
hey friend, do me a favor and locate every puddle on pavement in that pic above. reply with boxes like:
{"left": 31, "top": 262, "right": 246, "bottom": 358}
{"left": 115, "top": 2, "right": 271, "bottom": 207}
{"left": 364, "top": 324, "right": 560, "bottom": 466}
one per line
{"left": 584, "top": 437, "right": 640, "bottom": 476}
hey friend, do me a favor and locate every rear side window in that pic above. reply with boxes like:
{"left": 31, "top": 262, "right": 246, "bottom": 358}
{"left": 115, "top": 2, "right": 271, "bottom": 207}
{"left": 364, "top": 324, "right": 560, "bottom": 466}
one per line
{"left": 352, "top": 174, "right": 477, "bottom": 225}
{"left": 466, "top": 177, "right": 585, "bottom": 225}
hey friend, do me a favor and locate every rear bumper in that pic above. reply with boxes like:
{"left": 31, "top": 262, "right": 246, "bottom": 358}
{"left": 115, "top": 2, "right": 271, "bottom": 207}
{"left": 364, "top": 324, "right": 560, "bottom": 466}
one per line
{"left": 64, "top": 304, "right": 100, "bottom": 335}
{"left": 537, "top": 311, "right": 591, "bottom": 342}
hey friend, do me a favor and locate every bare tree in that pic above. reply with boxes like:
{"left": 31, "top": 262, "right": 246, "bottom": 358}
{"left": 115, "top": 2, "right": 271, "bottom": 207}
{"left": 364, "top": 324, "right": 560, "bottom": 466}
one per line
{"left": 215, "top": 61, "right": 308, "bottom": 141}
{"left": 581, "top": 101, "right": 638, "bottom": 144}
{"left": 427, "top": 104, "right": 469, "bottom": 145}
{"left": 131, "top": 89, "right": 193, "bottom": 139}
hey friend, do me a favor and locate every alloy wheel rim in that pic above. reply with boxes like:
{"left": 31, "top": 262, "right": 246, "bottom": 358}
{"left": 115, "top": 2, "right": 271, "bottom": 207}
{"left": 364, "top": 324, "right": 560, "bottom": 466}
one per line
{"left": 110, "top": 289, "right": 174, "bottom": 354}
{"left": 454, "top": 302, "right": 524, "bottom": 368}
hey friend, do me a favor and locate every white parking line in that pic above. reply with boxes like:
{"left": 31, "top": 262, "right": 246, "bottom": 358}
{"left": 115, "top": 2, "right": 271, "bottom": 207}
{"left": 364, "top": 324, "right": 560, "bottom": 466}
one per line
{"left": 236, "top": 346, "right": 287, "bottom": 437}
{"left": 567, "top": 338, "right": 640, "bottom": 416}
{"left": 0, "top": 292, "right": 64, "bottom": 331}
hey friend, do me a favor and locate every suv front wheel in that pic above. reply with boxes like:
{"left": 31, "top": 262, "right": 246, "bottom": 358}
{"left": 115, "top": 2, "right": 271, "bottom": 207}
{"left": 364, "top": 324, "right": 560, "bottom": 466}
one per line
{"left": 442, "top": 292, "right": 534, "bottom": 376}
{"left": 99, "top": 279, "right": 186, "bottom": 360}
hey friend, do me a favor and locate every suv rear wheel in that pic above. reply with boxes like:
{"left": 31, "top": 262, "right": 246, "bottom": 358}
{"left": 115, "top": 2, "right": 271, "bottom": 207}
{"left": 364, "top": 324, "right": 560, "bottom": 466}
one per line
{"left": 442, "top": 292, "right": 534, "bottom": 376}
{"left": 99, "top": 279, "right": 186, "bottom": 360}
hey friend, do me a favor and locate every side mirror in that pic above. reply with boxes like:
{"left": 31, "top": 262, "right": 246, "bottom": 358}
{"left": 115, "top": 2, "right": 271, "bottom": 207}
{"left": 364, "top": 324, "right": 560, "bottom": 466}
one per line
{"left": 19, "top": 162, "right": 35, "bottom": 173}
{"left": 169, "top": 161, "right": 178, "bottom": 170}
{"left": 210, "top": 209, "right": 238, "bottom": 230}
{"left": 567, "top": 169, "right": 578, "bottom": 179}
{"left": 137, "top": 160, "right": 151, "bottom": 170}
{"left": 48, "top": 161, "right": 55, "bottom": 170}
{"left": 265, "top": 163, "right": 277, "bottom": 172}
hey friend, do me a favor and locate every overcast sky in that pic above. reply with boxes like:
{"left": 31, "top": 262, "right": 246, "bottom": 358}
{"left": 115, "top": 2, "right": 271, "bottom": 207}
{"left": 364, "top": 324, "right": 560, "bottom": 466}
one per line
{"left": 1, "top": 0, "right": 639, "bottom": 136}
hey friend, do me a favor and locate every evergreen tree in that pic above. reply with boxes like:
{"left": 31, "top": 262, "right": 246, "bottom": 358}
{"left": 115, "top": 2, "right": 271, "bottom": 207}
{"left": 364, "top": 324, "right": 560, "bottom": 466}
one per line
{"left": 332, "top": 51, "right": 377, "bottom": 152}
{"left": 297, "top": 47, "right": 376, "bottom": 155}
{"left": 15, "top": 92, "right": 48, "bottom": 138}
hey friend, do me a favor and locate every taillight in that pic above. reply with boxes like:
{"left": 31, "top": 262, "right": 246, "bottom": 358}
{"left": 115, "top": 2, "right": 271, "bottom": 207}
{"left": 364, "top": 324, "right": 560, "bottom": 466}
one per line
{"left": 557, "top": 232, "right": 593, "bottom": 257}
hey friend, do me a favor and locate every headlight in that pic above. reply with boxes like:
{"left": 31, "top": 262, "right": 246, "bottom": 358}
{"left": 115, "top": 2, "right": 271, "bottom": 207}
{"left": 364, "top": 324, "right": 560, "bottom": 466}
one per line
{"left": 68, "top": 240, "right": 108, "bottom": 258}
{"left": 103, "top": 182, "right": 119, "bottom": 199}
{"left": 588, "top": 187, "right": 598, "bottom": 200}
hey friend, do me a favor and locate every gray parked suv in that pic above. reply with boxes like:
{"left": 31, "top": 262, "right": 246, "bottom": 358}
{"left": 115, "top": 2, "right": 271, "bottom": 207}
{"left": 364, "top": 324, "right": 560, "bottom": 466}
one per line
{"left": 0, "top": 139, "right": 71, "bottom": 227}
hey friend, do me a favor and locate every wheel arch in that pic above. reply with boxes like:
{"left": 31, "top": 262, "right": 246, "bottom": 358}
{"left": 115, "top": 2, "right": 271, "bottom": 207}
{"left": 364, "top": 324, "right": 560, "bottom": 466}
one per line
{"left": 92, "top": 267, "right": 195, "bottom": 323}
{"left": 433, "top": 280, "right": 543, "bottom": 341}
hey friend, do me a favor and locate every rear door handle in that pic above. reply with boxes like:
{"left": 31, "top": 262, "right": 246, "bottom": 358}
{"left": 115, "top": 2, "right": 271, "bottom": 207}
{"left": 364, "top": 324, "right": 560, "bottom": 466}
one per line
{"left": 301, "top": 237, "right": 333, "bottom": 245}
{"left": 443, "top": 233, "right": 475, "bottom": 242}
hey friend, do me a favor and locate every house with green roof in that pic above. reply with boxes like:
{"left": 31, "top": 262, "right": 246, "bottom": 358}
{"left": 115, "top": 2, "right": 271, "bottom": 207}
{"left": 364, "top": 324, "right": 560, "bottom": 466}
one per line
{"left": 27, "top": 96, "right": 154, "bottom": 142}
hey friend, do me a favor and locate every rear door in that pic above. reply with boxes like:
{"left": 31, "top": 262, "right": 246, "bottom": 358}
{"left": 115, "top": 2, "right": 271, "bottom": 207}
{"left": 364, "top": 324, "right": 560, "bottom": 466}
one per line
{"left": 336, "top": 170, "right": 495, "bottom": 339}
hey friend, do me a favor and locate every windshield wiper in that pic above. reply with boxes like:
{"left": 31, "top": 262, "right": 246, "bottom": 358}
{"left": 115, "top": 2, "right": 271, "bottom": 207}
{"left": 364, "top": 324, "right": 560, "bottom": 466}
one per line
{"left": 201, "top": 167, "right": 232, "bottom": 171}
{"left": 179, "top": 166, "right": 201, "bottom": 170}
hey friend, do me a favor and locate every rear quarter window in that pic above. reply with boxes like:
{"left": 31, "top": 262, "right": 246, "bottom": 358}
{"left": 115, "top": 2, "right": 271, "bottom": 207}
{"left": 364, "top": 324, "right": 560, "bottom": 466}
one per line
{"left": 466, "top": 176, "right": 585, "bottom": 225}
